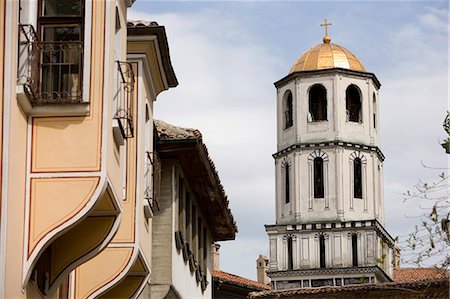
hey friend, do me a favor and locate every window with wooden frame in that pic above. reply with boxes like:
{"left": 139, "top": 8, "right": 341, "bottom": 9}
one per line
{"left": 36, "top": 0, "right": 85, "bottom": 103}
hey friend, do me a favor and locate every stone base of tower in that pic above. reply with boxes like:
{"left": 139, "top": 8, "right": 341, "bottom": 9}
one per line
{"left": 265, "top": 219, "right": 395, "bottom": 291}
{"left": 268, "top": 266, "right": 391, "bottom": 291}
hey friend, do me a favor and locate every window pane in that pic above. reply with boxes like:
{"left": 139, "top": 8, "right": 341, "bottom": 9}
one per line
{"left": 43, "top": 0, "right": 81, "bottom": 16}
{"left": 43, "top": 26, "right": 81, "bottom": 42}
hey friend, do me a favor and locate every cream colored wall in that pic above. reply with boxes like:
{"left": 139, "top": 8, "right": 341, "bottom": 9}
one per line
{"left": 26, "top": 0, "right": 107, "bottom": 261}
{"left": 138, "top": 78, "right": 153, "bottom": 267}
{"left": 106, "top": 0, "right": 127, "bottom": 202}
{"left": 0, "top": 0, "right": 6, "bottom": 294}
{"left": 3, "top": 0, "right": 29, "bottom": 297}
{"left": 5, "top": 96, "right": 28, "bottom": 299}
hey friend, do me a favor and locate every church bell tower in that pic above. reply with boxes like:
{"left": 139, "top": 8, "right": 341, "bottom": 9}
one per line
{"left": 265, "top": 20, "right": 396, "bottom": 291}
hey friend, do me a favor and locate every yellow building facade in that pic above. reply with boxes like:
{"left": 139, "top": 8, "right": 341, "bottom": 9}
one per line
{"left": 0, "top": 0, "right": 237, "bottom": 298}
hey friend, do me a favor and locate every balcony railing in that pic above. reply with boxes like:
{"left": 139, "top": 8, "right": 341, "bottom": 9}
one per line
{"left": 18, "top": 24, "right": 84, "bottom": 105}
{"left": 114, "top": 61, "right": 135, "bottom": 139}
{"left": 144, "top": 151, "right": 161, "bottom": 213}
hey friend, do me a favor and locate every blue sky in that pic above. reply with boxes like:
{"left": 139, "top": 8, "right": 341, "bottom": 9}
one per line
{"left": 129, "top": 1, "right": 448, "bottom": 280}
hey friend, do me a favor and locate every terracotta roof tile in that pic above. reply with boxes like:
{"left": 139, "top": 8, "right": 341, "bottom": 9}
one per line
{"left": 393, "top": 267, "right": 449, "bottom": 282}
{"left": 249, "top": 278, "right": 449, "bottom": 299}
{"left": 154, "top": 119, "right": 202, "bottom": 140}
{"left": 211, "top": 269, "right": 271, "bottom": 291}
{"left": 127, "top": 20, "right": 159, "bottom": 28}
{"left": 154, "top": 120, "right": 237, "bottom": 238}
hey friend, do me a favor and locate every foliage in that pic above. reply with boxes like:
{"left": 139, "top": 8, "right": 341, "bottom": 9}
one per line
{"left": 399, "top": 169, "right": 449, "bottom": 269}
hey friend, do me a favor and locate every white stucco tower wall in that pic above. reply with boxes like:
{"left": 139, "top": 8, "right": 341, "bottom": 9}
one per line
{"left": 266, "top": 34, "right": 395, "bottom": 291}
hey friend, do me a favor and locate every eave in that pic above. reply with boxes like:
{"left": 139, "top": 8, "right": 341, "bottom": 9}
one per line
{"left": 156, "top": 138, "right": 237, "bottom": 241}
{"left": 127, "top": 23, "right": 178, "bottom": 88}
{"left": 274, "top": 68, "right": 381, "bottom": 90}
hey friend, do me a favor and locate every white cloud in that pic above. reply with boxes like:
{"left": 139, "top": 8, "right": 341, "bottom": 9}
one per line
{"left": 129, "top": 1, "right": 449, "bottom": 280}
{"left": 419, "top": 6, "right": 449, "bottom": 33}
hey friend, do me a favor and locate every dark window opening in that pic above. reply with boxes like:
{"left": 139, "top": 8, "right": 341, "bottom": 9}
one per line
{"left": 319, "top": 235, "right": 326, "bottom": 268}
{"left": 115, "top": 7, "right": 121, "bottom": 32}
{"left": 185, "top": 192, "right": 191, "bottom": 243}
{"left": 352, "top": 234, "right": 358, "bottom": 266}
{"left": 373, "top": 93, "right": 376, "bottom": 129}
{"left": 192, "top": 205, "right": 197, "bottom": 258}
{"left": 346, "top": 85, "right": 361, "bottom": 122}
{"left": 284, "top": 91, "right": 293, "bottom": 129}
{"left": 203, "top": 227, "right": 208, "bottom": 272}
{"left": 198, "top": 217, "right": 203, "bottom": 268}
{"left": 354, "top": 158, "right": 362, "bottom": 199}
{"left": 287, "top": 237, "right": 293, "bottom": 270}
{"left": 309, "top": 84, "right": 327, "bottom": 121}
{"left": 313, "top": 157, "right": 324, "bottom": 198}
{"left": 285, "top": 164, "right": 290, "bottom": 204}
{"left": 178, "top": 177, "right": 184, "bottom": 234}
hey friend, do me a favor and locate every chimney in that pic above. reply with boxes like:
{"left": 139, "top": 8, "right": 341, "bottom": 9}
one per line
{"left": 212, "top": 243, "right": 221, "bottom": 270}
{"left": 256, "top": 254, "right": 270, "bottom": 284}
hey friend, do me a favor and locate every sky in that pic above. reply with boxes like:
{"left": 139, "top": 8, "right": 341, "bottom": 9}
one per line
{"left": 129, "top": 1, "right": 449, "bottom": 280}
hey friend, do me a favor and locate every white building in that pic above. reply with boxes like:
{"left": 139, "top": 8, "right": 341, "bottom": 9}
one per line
{"left": 150, "top": 120, "right": 237, "bottom": 299}
{"left": 264, "top": 25, "right": 396, "bottom": 291}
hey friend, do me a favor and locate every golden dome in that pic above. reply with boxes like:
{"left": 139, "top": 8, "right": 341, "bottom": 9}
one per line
{"left": 289, "top": 42, "right": 366, "bottom": 73}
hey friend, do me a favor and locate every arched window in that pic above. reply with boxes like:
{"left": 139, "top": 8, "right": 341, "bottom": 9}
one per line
{"left": 287, "top": 236, "right": 293, "bottom": 270}
{"left": 319, "top": 235, "right": 326, "bottom": 268}
{"left": 285, "top": 164, "right": 290, "bottom": 204}
{"left": 346, "top": 85, "right": 362, "bottom": 123}
{"left": 284, "top": 90, "right": 293, "bottom": 129}
{"left": 353, "top": 158, "right": 362, "bottom": 199}
{"left": 309, "top": 84, "right": 327, "bottom": 121}
{"left": 313, "top": 157, "right": 324, "bottom": 198}
{"left": 352, "top": 234, "right": 358, "bottom": 266}
{"left": 373, "top": 93, "right": 376, "bottom": 129}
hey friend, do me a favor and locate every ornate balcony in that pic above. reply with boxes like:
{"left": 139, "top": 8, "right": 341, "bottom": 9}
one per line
{"left": 18, "top": 24, "right": 84, "bottom": 105}
{"left": 143, "top": 151, "right": 161, "bottom": 218}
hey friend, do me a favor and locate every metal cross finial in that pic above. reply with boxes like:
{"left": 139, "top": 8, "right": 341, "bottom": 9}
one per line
{"left": 320, "top": 19, "right": 332, "bottom": 43}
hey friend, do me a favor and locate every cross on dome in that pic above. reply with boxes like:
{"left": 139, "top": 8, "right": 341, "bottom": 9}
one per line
{"left": 320, "top": 19, "right": 332, "bottom": 43}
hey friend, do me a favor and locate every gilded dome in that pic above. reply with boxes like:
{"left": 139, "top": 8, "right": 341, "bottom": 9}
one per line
{"left": 289, "top": 42, "right": 366, "bottom": 73}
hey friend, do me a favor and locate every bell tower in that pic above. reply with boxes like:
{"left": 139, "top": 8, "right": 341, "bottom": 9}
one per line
{"left": 266, "top": 21, "right": 396, "bottom": 291}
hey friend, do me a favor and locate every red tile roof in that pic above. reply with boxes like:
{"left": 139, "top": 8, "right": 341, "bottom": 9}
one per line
{"left": 249, "top": 279, "right": 449, "bottom": 299}
{"left": 394, "top": 267, "right": 449, "bottom": 282}
{"left": 211, "top": 269, "right": 271, "bottom": 291}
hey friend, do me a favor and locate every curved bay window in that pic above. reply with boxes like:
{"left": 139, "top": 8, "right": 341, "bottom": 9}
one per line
{"left": 313, "top": 157, "right": 324, "bottom": 198}
{"left": 283, "top": 90, "right": 293, "bottom": 129}
{"left": 346, "top": 85, "right": 361, "bottom": 123}
{"left": 309, "top": 84, "right": 327, "bottom": 122}
{"left": 353, "top": 158, "right": 362, "bottom": 199}
{"left": 35, "top": 0, "right": 84, "bottom": 103}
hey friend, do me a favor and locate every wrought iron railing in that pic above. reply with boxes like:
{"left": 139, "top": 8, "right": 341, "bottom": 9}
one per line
{"left": 114, "top": 61, "right": 135, "bottom": 139}
{"left": 144, "top": 151, "right": 161, "bottom": 212}
{"left": 18, "top": 24, "right": 84, "bottom": 104}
